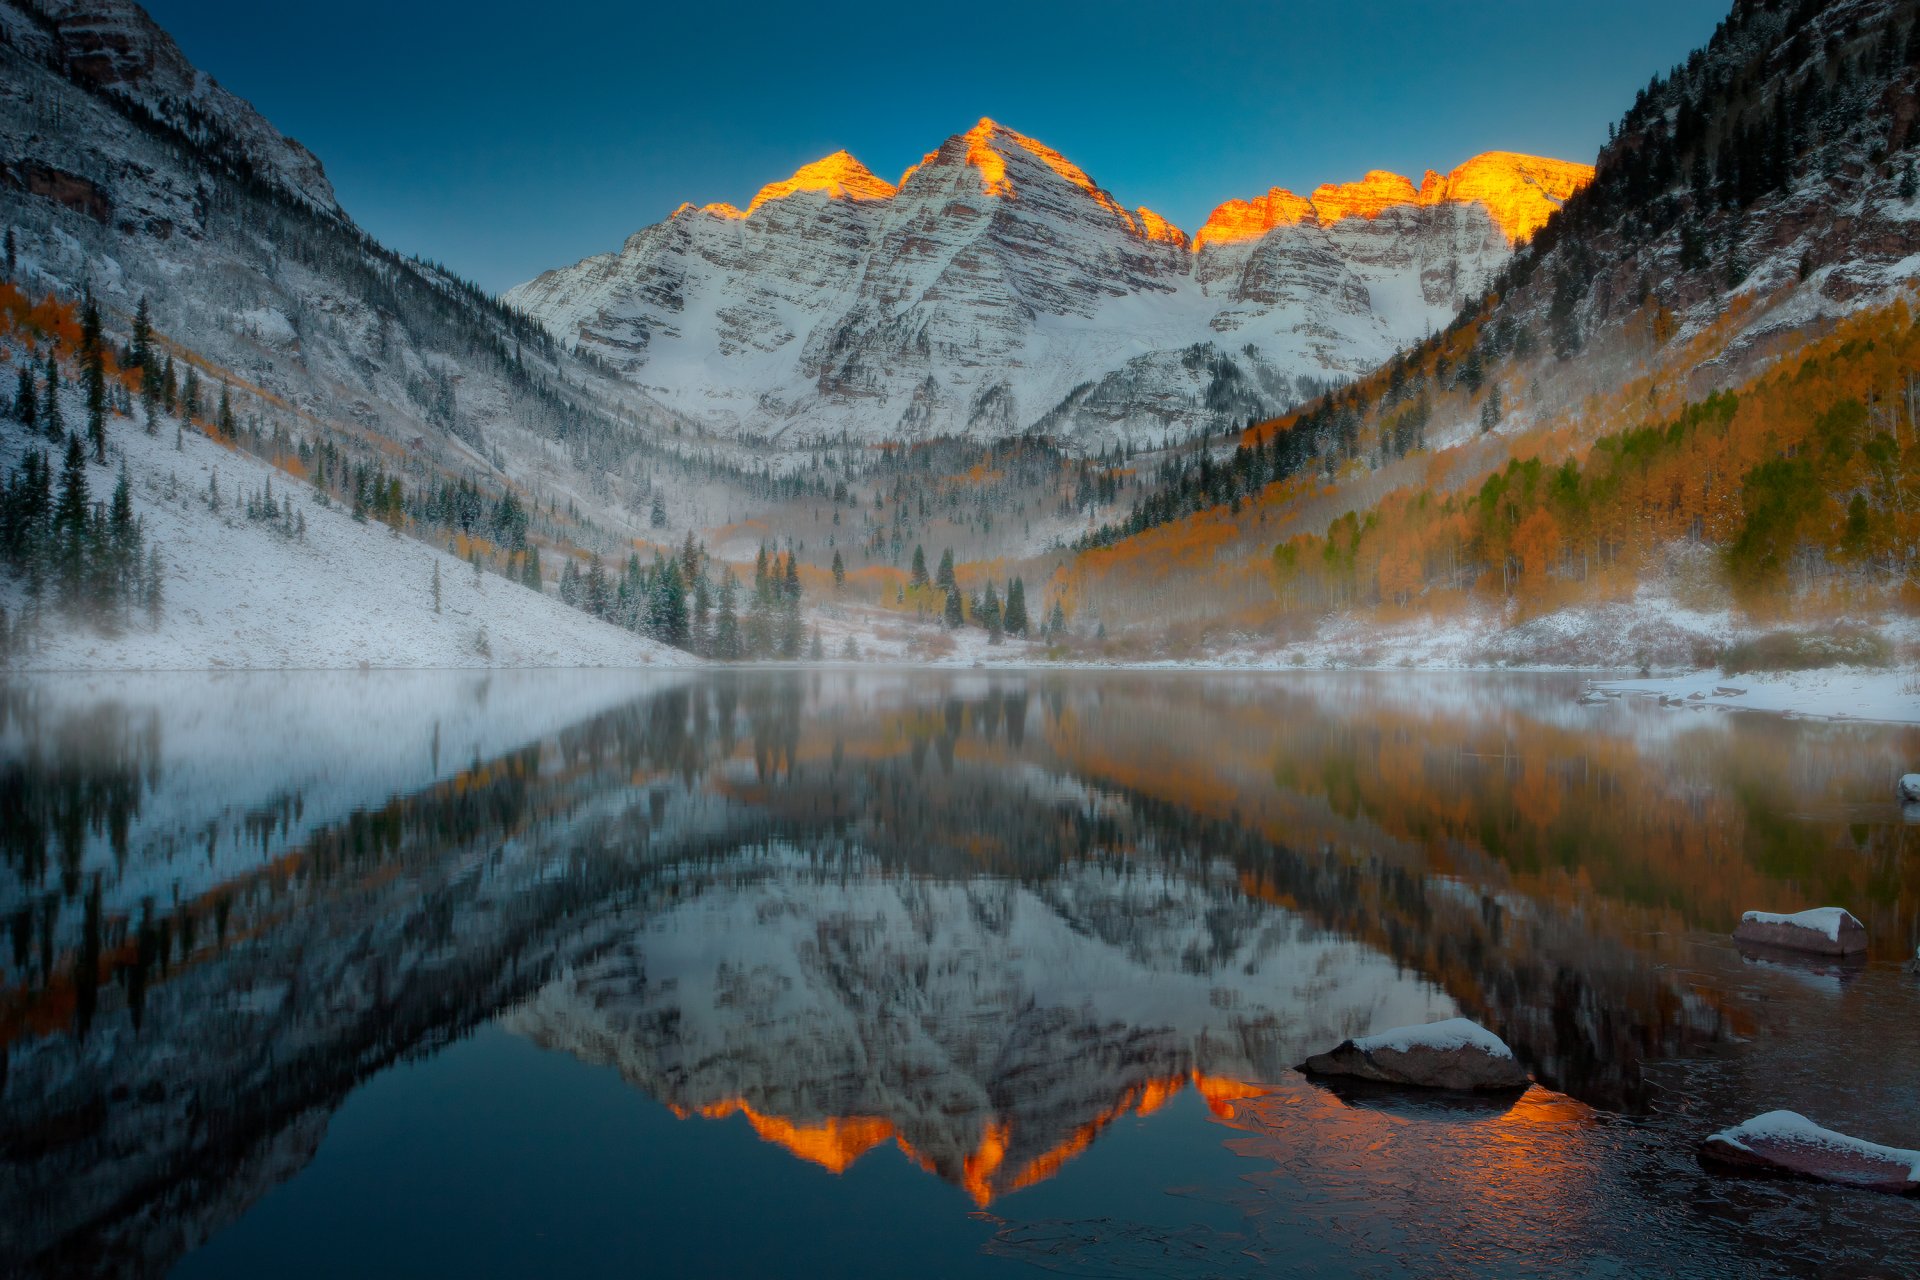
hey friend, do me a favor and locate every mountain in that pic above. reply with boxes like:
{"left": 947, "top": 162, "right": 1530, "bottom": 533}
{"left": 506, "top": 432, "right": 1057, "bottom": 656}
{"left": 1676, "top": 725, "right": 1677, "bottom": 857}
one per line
{"left": 1054, "top": 0, "right": 1920, "bottom": 667}
{"left": 505, "top": 121, "right": 1590, "bottom": 448}
{"left": 0, "top": 0, "right": 745, "bottom": 667}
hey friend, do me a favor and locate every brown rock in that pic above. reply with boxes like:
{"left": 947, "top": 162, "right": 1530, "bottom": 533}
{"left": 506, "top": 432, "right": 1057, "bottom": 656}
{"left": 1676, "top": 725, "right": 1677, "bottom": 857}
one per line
{"left": 1732, "top": 908, "right": 1867, "bottom": 956}
{"left": 1298, "top": 1018, "right": 1530, "bottom": 1091}
{"left": 1701, "top": 1112, "right": 1920, "bottom": 1194}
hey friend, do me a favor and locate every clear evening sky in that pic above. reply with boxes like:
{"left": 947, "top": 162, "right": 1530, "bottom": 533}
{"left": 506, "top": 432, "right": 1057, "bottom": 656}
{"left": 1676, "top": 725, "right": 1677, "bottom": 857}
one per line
{"left": 142, "top": 0, "right": 1730, "bottom": 294}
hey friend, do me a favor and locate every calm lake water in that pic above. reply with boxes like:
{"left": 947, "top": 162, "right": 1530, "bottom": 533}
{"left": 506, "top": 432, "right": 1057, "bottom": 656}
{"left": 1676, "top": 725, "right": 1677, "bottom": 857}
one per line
{"left": 2, "top": 668, "right": 1917, "bottom": 1278}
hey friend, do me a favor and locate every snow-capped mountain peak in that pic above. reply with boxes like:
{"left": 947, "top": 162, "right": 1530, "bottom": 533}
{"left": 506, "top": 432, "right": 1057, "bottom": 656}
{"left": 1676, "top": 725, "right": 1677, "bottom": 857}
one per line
{"left": 505, "top": 122, "right": 1591, "bottom": 447}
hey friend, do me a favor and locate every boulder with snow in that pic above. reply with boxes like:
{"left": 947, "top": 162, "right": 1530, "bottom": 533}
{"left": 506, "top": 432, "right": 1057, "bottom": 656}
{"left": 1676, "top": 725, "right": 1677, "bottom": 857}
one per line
{"left": 1700, "top": 1111, "right": 1920, "bottom": 1193}
{"left": 1298, "top": 1017, "right": 1529, "bottom": 1091}
{"left": 1733, "top": 908, "right": 1867, "bottom": 956}
{"left": 1899, "top": 773, "right": 1920, "bottom": 802}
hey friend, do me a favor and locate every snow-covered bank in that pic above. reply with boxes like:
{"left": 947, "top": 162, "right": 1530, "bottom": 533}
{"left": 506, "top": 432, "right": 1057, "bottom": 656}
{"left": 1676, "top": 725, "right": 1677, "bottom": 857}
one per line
{"left": 3, "top": 409, "right": 692, "bottom": 672}
{"left": 1595, "top": 668, "right": 1920, "bottom": 725}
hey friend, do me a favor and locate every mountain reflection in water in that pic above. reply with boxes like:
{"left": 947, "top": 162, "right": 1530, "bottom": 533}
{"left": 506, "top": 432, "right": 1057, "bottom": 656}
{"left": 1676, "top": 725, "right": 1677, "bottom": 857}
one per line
{"left": 0, "top": 670, "right": 1916, "bottom": 1277}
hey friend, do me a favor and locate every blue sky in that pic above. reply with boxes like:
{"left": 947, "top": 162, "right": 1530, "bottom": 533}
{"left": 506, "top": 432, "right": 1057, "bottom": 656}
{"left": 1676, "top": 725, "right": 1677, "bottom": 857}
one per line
{"left": 143, "top": 0, "right": 1730, "bottom": 294}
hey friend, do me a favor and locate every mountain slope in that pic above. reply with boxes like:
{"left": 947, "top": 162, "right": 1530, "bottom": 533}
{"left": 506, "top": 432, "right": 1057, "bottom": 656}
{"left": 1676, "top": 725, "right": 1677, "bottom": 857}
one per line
{"left": 0, "top": 0, "right": 751, "bottom": 665}
{"left": 1048, "top": 0, "right": 1920, "bottom": 665}
{"left": 506, "top": 121, "right": 1589, "bottom": 449}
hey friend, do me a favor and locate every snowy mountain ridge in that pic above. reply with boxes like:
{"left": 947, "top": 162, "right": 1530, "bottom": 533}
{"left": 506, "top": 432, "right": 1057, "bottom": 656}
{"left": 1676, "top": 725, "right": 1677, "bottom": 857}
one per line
{"left": 505, "top": 120, "right": 1590, "bottom": 448}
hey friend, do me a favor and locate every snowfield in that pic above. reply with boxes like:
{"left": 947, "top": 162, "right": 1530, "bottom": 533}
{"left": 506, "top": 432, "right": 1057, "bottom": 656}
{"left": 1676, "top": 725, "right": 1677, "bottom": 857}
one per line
{"left": 3, "top": 408, "right": 692, "bottom": 672}
{"left": 1594, "top": 669, "right": 1920, "bottom": 725}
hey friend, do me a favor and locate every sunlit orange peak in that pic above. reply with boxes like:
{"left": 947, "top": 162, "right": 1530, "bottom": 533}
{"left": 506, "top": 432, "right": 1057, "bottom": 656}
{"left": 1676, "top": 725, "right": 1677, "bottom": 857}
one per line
{"left": 745, "top": 150, "right": 898, "bottom": 215}
{"left": 955, "top": 117, "right": 1136, "bottom": 228}
{"left": 1134, "top": 206, "right": 1189, "bottom": 248}
{"left": 1192, "top": 151, "right": 1592, "bottom": 250}
{"left": 691, "top": 1099, "right": 896, "bottom": 1174}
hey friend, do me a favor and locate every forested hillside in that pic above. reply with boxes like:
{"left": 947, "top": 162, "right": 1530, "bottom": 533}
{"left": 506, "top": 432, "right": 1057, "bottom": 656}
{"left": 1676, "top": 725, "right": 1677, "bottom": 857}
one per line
{"left": 1045, "top": 0, "right": 1920, "bottom": 667}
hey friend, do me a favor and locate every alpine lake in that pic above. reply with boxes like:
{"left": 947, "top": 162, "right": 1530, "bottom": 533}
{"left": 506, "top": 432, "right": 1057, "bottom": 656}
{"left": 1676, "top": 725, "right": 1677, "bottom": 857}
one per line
{"left": 2, "top": 668, "right": 1916, "bottom": 1278}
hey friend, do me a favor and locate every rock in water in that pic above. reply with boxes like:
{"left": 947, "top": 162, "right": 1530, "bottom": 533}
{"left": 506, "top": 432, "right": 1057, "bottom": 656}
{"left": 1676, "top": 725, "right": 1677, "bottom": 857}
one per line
{"left": 1701, "top": 1111, "right": 1920, "bottom": 1193}
{"left": 1298, "top": 1017, "right": 1529, "bottom": 1091}
{"left": 1733, "top": 907, "right": 1867, "bottom": 956}
{"left": 1899, "top": 773, "right": 1920, "bottom": 802}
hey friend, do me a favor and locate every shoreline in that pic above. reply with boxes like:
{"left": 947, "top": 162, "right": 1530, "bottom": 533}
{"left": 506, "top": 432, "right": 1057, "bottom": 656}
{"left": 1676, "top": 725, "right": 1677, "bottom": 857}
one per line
{"left": 8, "top": 659, "right": 1916, "bottom": 725}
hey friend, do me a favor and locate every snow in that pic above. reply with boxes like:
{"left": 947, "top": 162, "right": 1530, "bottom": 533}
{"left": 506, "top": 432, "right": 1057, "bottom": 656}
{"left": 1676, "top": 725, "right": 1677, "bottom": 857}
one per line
{"left": 1351, "top": 1017, "right": 1515, "bottom": 1059}
{"left": 1898, "top": 774, "right": 1920, "bottom": 801}
{"left": 3, "top": 394, "right": 693, "bottom": 671}
{"left": 1740, "top": 908, "right": 1862, "bottom": 943}
{"left": 1709, "top": 1111, "right": 1920, "bottom": 1177}
{"left": 1596, "top": 668, "right": 1920, "bottom": 725}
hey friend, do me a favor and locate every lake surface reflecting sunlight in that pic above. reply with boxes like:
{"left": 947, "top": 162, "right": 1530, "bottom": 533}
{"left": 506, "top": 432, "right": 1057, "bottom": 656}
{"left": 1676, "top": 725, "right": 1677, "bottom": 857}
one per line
{"left": 2, "top": 669, "right": 1917, "bottom": 1278}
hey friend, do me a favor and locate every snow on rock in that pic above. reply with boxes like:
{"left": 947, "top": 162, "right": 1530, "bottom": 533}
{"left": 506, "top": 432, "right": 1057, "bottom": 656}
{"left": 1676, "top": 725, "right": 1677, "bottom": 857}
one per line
{"left": 1299, "top": 1017, "right": 1530, "bottom": 1091}
{"left": 1900, "top": 774, "right": 1920, "bottom": 802}
{"left": 1352, "top": 1017, "right": 1517, "bottom": 1058}
{"left": 1700, "top": 1110, "right": 1920, "bottom": 1193}
{"left": 4, "top": 414, "right": 693, "bottom": 672}
{"left": 506, "top": 123, "right": 1586, "bottom": 448}
{"left": 1734, "top": 908, "right": 1869, "bottom": 956}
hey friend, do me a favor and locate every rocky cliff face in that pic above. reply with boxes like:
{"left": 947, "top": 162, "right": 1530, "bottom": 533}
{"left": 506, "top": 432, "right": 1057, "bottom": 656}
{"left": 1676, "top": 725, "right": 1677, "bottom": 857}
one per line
{"left": 507, "top": 122, "right": 1590, "bottom": 447}
{"left": 7, "top": 0, "right": 339, "bottom": 214}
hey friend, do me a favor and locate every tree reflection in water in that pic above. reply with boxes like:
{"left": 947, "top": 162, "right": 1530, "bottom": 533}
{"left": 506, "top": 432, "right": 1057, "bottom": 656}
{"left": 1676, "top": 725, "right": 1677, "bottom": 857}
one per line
{"left": 0, "top": 670, "right": 1915, "bottom": 1276}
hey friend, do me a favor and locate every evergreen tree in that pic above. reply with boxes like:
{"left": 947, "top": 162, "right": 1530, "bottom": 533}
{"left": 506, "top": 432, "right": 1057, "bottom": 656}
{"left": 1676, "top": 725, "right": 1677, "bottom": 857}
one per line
{"left": 14, "top": 365, "right": 35, "bottom": 428}
{"left": 584, "top": 554, "right": 610, "bottom": 618}
{"left": 522, "top": 542, "right": 542, "bottom": 592}
{"left": 691, "top": 570, "right": 713, "bottom": 653}
{"left": 943, "top": 586, "right": 964, "bottom": 628}
{"left": 182, "top": 366, "right": 200, "bottom": 422}
{"left": 783, "top": 550, "right": 800, "bottom": 603}
{"left": 84, "top": 351, "right": 107, "bottom": 465}
{"left": 980, "top": 580, "right": 1003, "bottom": 642}
{"left": 145, "top": 545, "right": 164, "bottom": 624}
{"left": 1048, "top": 600, "right": 1066, "bottom": 636}
{"left": 713, "top": 570, "right": 742, "bottom": 660}
{"left": 131, "top": 296, "right": 153, "bottom": 373}
{"left": 144, "top": 545, "right": 164, "bottom": 621}
{"left": 831, "top": 548, "right": 845, "bottom": 589}
{"left": 80, "top": 292, "right": 101, "bottom": 359}
{"left": 935, "top": 547, "right": 956, "bottom": 592}
{"left": 432, "top": 560, "right": 443, "bottom": 613}
{"left": 680, "top": 529, "right": 700, "bottom": 585}
{"left": 108, "top": 463, "right": 135, "bottom": 601}
{"left": 910, "top": 544, "right": 928, "bottom": 588}
{"left": 53, "top": 434, "right": 90, "bottom": 610}
{"left": 650, "top": 556, "right": 689, "bottom": 649}
{"left": 1003, "top": 577, "right": 1028, "bottom": 636}
{"left": 217, "top": 383, "right": 235, "bottom": 439}
{"left": 41, "top": 355, "right": 61, "bottom": 444}
{"left": 807, "top": 626, "right": 824, "bottom": 661}
{"left": 160, "top": 355, "right": 176, "bottom": 414}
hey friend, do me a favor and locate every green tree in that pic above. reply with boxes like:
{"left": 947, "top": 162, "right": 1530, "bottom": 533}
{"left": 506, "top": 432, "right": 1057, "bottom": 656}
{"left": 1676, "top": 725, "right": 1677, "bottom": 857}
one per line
{"left": 84, "top": 350, "right": 107, "bottom": 465}
{"left": 650, "top": 556, "right": 689, "bottom": 649}
{"left": 980, "top": 580, "right": 1003, "bottom": 642}
{"left": 1005, "top": 577, "right": 1029, "bottom": 636}
{"left": 14, "top": 364, "right": 35, "bottom": 428}
{"left": 713, "top": 569, "right": 742, "bottom": 659}
{"left": 943, "top": 587, "right": 964, "bottom": 628}
{"left": 935, "top": 547, "right": 956, "bottom": 592}
{"left": 41, "top": 355, "right": 62, "bottom": 444}
{"left": 910, "top": 544, "right": 928, "bottom": 588}
{"left": 53, "top": 434, "right": 90, "bottom": 609}
{"left": 831, "top": 548, "right": 845, "bottom": 589}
